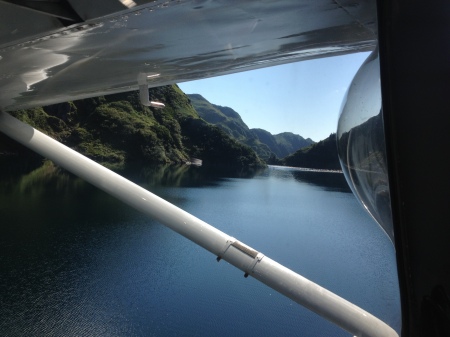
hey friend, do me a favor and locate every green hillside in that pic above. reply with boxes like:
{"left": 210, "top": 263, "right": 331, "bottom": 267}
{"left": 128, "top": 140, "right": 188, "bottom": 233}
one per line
{"left": 251, "top": 129, "right": 313, "bottom": 159}
{"left": 283, "top": 133, "right": 341, "bottom": 170}
{"left": 0, "top": 85, "right": 265, "bottom": 170}
{"left": 188, "top": 94, "right": 254, "bottom": 140}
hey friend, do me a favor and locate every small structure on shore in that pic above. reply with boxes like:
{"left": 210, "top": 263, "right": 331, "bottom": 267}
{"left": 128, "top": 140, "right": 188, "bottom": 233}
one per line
{"left": 187, "top": 158, "right": 202, "bottom": 166}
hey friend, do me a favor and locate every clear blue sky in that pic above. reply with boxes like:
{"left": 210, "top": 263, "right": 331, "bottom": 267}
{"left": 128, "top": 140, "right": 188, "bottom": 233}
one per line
{"left": 178, "top": 52, "right": 370, "bottom": 142}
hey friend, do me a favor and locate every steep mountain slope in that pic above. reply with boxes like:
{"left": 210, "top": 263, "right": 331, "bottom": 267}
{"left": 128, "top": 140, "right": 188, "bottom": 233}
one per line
{"left": 188, "top": 94, "right": 273, "bottom": 159}
{"left": 187, "top": 94, "right": 313, "bottom": 160}
{"left": 283, "top": 133, "right": 341, "bottom": 170}
{"left": 274, "top": 132, "right": 314, "bottom": 158}
{"left": 188, "top": 94, "right": 254, "bottom": 140}
{"left": 251, "top": 129, "right": 313, "bottom": 159}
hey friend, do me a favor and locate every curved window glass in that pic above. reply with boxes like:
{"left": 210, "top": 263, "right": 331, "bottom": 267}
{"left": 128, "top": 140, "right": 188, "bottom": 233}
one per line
{"left": 337, "top": 48, "right": 394, "bottom": 243}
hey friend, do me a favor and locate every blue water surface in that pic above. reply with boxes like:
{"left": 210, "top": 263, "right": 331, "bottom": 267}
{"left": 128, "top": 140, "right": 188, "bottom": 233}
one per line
{"left": 0, "top": 165, "right": 400, "bottom": 336}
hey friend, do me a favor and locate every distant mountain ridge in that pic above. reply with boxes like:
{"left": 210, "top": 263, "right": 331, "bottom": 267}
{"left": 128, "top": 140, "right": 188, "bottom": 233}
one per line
{"left": 188, "top": 94, "right": 313, "bottom": 160}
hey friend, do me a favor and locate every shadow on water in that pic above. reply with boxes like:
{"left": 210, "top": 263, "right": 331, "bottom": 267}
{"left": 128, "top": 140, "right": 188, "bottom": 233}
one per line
{"left": 291, "top": 170, "right": 352, "bottom": 193}
{"left": 263, "top": 165, "right": 352, "bottom": 192}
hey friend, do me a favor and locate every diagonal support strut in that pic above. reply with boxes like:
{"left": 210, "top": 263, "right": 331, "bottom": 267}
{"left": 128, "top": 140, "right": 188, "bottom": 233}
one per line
{"left": 0, "top": 111, "right": 398, "bottom": 337}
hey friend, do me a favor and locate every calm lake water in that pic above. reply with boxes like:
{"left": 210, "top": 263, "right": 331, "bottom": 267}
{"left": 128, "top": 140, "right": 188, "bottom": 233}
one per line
{"left": 0, "top": 164, "right": 401, "bottom": 336}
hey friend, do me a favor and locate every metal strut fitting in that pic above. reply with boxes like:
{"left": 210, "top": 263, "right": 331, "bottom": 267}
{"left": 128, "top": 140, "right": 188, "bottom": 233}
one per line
{"left": 217, "top": 239, "right": 264, "bottom": 278}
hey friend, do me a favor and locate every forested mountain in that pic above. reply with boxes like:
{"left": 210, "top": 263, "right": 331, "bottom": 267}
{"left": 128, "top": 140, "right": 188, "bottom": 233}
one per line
{"left": 251, "top": 129, "right": 313, "bottom": 159}
{"left": 283, "top": 133, "right": 341, "bottom": 170}
{"left": 187, "top": 94, "right": 313, "bottom": 160}
{"left": 187, "top": 94, "right": 253, "bottom": 140}
{"left": 1, "top": 85, "right": 342, "bottom": 173}
{"left": 0, "top": 85, "right": 265, "bottom": 170}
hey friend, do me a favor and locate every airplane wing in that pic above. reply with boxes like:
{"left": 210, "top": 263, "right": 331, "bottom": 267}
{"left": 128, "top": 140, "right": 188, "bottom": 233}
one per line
{"left": 0, "top": 0, "right": 376, "bottom": 111}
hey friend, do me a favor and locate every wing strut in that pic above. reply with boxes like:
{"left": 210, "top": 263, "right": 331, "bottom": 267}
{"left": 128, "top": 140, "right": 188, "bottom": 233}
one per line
{"left": 0, "top": 111, "right": 398, "bottom": 337}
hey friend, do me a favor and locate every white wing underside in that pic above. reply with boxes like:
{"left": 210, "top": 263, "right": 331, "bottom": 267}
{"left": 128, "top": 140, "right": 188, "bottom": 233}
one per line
{"left": 0, "top": 0, "right": 377, "bottom": 110}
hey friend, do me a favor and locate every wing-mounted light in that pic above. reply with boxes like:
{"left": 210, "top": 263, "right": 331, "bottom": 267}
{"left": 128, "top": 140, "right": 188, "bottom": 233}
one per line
{"left": 337, "top": 48, "right": 394, "bottom": 243}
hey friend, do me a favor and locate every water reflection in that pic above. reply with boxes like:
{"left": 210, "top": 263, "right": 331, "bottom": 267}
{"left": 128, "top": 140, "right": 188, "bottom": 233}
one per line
{"left": 292, "top": 171, "right": 351, "bottom": 193}
{"left": 0, "top": 162, "right": 132, "bottom": 244}
{"left": 120, "top": 163, "right": 265, "bottom": 188}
